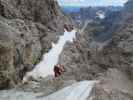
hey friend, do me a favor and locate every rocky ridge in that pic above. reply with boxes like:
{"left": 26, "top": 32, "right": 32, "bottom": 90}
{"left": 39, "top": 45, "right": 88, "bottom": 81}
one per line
{"left": 0, "top": 0, "right": 72, "bottom": 89}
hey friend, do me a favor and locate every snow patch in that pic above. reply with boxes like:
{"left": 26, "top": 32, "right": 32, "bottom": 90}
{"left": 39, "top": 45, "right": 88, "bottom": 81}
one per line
{"left": 96, "top": 11, "right": 105, "bottom": 19}
{"left": 23, "top": 29, "right": 77, "bottom": 81}
{"left": 44, "top": 80, "right": 96, "bottom": 100}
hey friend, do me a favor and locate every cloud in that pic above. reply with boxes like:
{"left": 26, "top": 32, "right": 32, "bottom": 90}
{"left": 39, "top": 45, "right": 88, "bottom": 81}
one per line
{"left": 58, "top": 0, "right": 128, "bottom": 7}
{"left": 58, "top": 0, "right": 89, "bottom": 6}
{"left": 62, "top": 0, "right": 84, "bottom": 4}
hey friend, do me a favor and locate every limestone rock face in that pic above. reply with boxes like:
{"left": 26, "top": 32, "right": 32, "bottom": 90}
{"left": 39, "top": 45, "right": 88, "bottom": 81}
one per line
{"left": 0, "top": 41, "right": 16, "bottom": 89}
{"left": 0, "top": 0, "right": 71, "bottom": 32}
{"left": 0, "top": 0, "right": 71, "bottom": 89}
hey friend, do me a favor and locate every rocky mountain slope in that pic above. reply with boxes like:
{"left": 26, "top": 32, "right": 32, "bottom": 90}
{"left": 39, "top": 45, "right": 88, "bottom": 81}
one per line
{"left": 58, "top": 0, "right": 133, "bottom": 99}
{"left": 0, "top": 0, "right": 133, "bottom": 99}
{"left": 0, "top": 0, "right": 72, "bottom": 89}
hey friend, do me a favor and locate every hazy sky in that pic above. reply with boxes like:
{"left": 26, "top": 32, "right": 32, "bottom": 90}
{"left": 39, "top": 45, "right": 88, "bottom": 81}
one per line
{"left": 58, "top": 0, "right": 128, "bottom": 7}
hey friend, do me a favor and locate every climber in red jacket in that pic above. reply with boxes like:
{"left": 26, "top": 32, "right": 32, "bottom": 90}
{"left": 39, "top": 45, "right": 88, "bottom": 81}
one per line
{"left": 54, "top": 64, "right": 62, "bottom": 77}
{"left": 54, "top": 64, "right": 66, "bottom": 77}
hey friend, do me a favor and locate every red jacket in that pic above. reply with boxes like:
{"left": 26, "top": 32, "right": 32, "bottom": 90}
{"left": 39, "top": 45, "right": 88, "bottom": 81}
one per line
{"left": 54, "top": 66, "right": 61, "bottom": 77}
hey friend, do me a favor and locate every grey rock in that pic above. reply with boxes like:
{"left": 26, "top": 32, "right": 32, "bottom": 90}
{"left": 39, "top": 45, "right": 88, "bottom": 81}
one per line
{"left": 0, "top": 0, "right": 72, "bottom": 89}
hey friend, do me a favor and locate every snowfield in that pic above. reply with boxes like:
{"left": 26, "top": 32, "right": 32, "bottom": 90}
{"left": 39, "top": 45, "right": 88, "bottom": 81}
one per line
{"left": 0, "top": 81, "right": 96, "bottom": 100}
